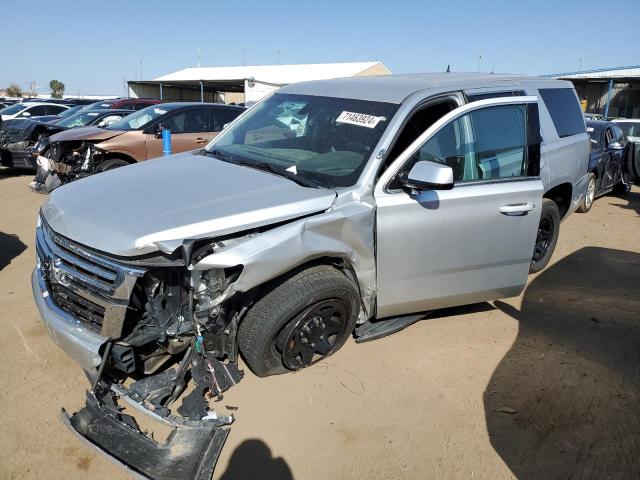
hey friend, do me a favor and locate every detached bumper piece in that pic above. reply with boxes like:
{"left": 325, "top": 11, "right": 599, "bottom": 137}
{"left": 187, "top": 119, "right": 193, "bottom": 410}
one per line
{"left": 61, "top": 388, "right": 232, "bottom": 480}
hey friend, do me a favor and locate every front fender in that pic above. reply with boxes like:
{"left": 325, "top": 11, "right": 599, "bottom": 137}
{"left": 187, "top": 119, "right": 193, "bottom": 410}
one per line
{"left": 192, "top": 201, "right": 377, "bottom": 319}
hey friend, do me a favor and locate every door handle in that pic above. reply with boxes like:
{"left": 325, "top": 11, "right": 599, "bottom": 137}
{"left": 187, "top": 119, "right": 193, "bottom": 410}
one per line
{"left": 194, "top": 137, "right": 208, "bottom": 143}
{"left": 499, "top": 203, "right": 535, "bottom": 216}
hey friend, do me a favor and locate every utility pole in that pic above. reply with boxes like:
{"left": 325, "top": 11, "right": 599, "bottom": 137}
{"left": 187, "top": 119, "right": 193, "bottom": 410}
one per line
{"left": 139, "top": 61, "right": 143, "bottom": 80}
{"left": 476, "top": 51, "right": 482, "bottom": 73}
{"left": 242, "top": 46, "right": 245, "bottom": 66}
{"left": 578, "top": 58, "right": 583, "bottom": 72}
{"left": 197, "top": 48, "right": 201, "bottom": 68}
{"left": 277, "top": 50, "right": 282, "bottom": 65}
{"left": 123, "top": 76, "right": 127, "bottom": 97}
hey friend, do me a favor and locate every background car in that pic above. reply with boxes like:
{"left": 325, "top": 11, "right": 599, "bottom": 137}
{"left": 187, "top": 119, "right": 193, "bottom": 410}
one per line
{"left": 0, "top": 102, "right": 69, "bottom": 121}
{"left": 612, "top": 119, "right": 640, "bottom": 184}
{"left": 578, "top": 120, "right": 629, "bottom": 212}
{"left": 83, "top": 97, "right": 161, "bottom": 111}
{"left": 0, "top": 108, "right": 133, "bottom": 170}
{"left": 33, "top": 102, "right": 245, "bottom": 191}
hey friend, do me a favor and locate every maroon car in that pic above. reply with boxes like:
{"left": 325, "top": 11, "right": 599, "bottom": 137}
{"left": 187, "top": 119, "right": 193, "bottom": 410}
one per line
{"left": 85, "top": 97, "right": 160, "bottom": 111}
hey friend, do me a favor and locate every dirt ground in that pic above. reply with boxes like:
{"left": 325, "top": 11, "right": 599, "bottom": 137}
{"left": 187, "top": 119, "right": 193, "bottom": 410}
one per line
{"left": 1, "top": 167, "right": 639, "bottom": 480}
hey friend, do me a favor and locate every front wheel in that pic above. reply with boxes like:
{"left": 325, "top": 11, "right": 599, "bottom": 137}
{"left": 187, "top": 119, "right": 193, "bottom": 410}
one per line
{"left": 238, "top": 265, "right": 359, "bottom": 377}
{"left": 577, "top": 173, "right": 596, "bottom": 213}
{"left": 99, "top": 158, "right": 130, "bottom": 172}
{"left": 529, "top": 199, "right": 560, "bottom": 274}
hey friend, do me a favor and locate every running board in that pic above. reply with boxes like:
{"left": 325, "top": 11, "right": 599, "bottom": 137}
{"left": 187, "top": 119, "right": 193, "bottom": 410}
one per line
{"left": 355, "top": 312, "right": 432, "bottom": 343}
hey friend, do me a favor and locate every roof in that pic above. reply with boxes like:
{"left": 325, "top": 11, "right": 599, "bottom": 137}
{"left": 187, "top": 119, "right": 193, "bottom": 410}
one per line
{"left": 280, "top": 72, "right": 570, "bottom": 104}
{"left": 545, "top": 65, "right": 640, "bottom": 80}
{"left": 153, "top": 62, "right": 388, "bottom": 85}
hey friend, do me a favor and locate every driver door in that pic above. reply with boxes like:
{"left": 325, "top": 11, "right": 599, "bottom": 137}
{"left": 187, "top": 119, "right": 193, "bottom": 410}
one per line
{"left": 375, "top": 97, "right": 544, "bottom": 318}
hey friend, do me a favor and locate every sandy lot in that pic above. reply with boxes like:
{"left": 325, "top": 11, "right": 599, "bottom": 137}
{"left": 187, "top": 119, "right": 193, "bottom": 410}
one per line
{"left": 0, "top": 168, "right": 639, "bottom": 480}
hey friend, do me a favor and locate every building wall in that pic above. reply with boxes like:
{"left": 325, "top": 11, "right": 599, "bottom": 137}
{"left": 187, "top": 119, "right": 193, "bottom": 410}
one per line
{"left": 129, "top": 83, "right": 223, "bottom": 102}
{"left": 354, "top": 63, "right": 392, "bottom": 77}
{"left": 570, "top": 80, "right": 640, "bottom": 119}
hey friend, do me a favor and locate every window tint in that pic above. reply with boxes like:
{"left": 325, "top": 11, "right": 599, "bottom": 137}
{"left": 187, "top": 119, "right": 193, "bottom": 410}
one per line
{"left": 211, "top": 108, "right": 243, "bottom": 131}
{"left": 25, "top": 105, "right": 47, "bottom": 116}
{"left": 538, "top": 88, "right": 585, "bottom": 138}
{"left": 46, "top": 105, "right": 67, "bottom": 115}
{"left": 467, "top": 90, "right": 525, "bottom": 102}
{"left": 406, "top": 104, "right": 533, "bottom": 182}
{"left": 161, "top": 108, "right": 207, "bottom": 134}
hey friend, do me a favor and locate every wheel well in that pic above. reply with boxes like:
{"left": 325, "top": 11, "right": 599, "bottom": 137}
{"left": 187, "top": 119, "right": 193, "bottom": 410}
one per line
{"left": 100, "top": 152, "right": 136, "bottom": 164}
{"left": 544, "top": 183, "right": 572, "bottom": 219}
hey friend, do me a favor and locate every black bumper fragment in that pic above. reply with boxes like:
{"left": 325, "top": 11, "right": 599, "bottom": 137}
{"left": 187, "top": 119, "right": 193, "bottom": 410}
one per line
{"left": 61, "top": 391, "right": 231, "bottom": 480}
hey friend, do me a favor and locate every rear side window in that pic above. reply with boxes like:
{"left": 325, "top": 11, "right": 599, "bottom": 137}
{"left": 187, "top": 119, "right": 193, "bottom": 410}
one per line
{"left": 46, "top": 105, "right": 67, "bottom": 115}
{"left": 538, "top": 88, "right": 585, "bottom": 138}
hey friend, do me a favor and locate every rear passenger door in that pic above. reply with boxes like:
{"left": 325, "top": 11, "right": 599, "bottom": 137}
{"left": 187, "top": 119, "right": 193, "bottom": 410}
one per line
{"left": 145, "top": 108, "right": 210, "bottom": 159}
{"left": 375, "top": 97, "right": 544, "bottom": 318}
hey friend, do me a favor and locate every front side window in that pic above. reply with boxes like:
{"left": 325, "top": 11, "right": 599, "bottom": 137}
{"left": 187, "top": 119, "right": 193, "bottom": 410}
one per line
{"left": 403, "top": 104, "right": 535, "bottom": 183}
{"left": 207, "top": 93, "right": 399, "bottom": 188}
{"left": 538, "top": 88, "right": 585, "bottom": 138}
{"left": 46, "top": 105, "right": 67, "bottom": 115}
{"left": 161, "top": 108, "right": 207, "bottom": 134}
{"left": 25, "top": 105, "right": 47, "bottom": 116}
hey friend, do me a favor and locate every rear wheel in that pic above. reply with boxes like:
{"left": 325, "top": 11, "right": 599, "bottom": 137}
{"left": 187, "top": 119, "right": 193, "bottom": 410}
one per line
{"left": 577, "top": 173, "right": 596, "bottom": 213}
{"left": 529, "top": 199, "right": 560, "bottom": 274}
{"left": 99, "top": 158, "right": 130, "bottom": 172}
{"left": 238, "top": 265, "right": 359, "bottom": 377}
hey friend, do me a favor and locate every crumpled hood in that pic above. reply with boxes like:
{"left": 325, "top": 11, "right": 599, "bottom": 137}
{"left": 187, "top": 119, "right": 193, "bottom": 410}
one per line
{"left": 42, "top": 151, "right": 337, "bottom": 257}
{"left": 48, "top": 126, "right": 125, "bottom": 143}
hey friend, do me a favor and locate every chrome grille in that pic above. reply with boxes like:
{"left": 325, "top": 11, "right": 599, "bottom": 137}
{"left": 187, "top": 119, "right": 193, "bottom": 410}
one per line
{"left": 36, "top": 219, "right": 145, "bottom": 338}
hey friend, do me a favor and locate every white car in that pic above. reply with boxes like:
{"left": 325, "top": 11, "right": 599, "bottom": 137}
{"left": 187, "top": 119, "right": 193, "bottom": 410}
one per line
{"left": 612, "top": 119, "right": 640, "bottom": 184}
{"left": 0, "top": 102, "right": 69, "bottom": 121}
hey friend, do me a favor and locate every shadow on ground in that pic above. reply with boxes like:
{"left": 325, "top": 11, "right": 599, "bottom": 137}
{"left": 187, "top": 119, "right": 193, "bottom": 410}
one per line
{"left": 612, "top": 190, "right": 640, "bottom": 215}
{"left": 485, "top": 247, "right": 640, "bottom": 479}
{"left": 218, "top": 439, "right": 292, "bottom": 480}
{"left": 0, "top": 232, "right": 27, "bottom": 271}
{"left": 0, "top": 166, "right": 33, "bottom": 179}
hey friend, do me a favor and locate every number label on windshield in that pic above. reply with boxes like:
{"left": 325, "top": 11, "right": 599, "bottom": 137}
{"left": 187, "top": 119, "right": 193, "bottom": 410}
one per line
{"left": 336, "top": 111, "right": 385, "bottom": 129}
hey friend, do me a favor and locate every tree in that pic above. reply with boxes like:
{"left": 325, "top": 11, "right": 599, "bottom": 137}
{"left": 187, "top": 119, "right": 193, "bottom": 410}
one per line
{"left": 49, "top": 79, "right": 65, "bottom": 99}
{"left": 5, "top": 83, "right": 22, "bottom": 97}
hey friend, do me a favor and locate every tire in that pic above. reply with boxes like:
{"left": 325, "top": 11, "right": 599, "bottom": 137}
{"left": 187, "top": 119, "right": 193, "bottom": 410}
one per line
{"left": 99, "top": 158, "right": 130, "bottom": 172}
{"left": 577, "top": 173, "right": 596, "bottom": 213}
{"left": 529, "top": 199, "right": 560, "bottom": 274}
{"left": 624, "top": 142, "right": 640, "bottom": 185}
{"left": 238, "top": 264, "right": 359, "bottom": 377}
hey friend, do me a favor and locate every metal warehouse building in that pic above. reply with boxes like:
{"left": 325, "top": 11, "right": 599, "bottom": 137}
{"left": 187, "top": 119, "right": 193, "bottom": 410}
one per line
{"left": 548, "top": 65, "right": 640, "bottom": 119}
{"left": 127, "top": 61, "right": 390, "bottom": 104}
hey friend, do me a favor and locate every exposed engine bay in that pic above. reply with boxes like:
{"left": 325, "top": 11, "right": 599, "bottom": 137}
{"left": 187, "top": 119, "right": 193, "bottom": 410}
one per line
{"left": 37, "top": 219, "right": 252, "bottom": 479}
{"left": 36, "top": 140, "right": 104, "bottom": 188}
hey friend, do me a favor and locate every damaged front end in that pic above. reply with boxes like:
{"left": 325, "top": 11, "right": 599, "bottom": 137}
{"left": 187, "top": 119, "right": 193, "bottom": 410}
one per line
{"left": 34, "top": 140, "right": 104, "bottom": 192}
{"left": 34, "top": 217, "right": 247, "bottom": 479}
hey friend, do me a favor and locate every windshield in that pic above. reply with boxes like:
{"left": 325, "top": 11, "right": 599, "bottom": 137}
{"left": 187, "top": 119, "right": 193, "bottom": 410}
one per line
{"left": 105, "top": 105, "right": 168, "bottom": 131}
{"left": 57, "top": 105, "right": 82, "bottom": 118}
{"left": 587, "top": 125, "right": 601, "bottom": 148}
{"left": 616, "top": 122, "right": 640, "bottom": 139}
{"left": 57, "top": 111, "right": 104, "bottom": 128}
{"left": 0, "top": 103, "right": 29, "bottom": 115}
{"left": 206, "top": 93, "right": 398, "bottom": 188}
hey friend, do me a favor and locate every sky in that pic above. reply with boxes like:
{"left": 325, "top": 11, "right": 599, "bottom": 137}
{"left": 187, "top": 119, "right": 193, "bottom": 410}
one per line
{"left": 1, "top": 0, "right": 638, "bottom": 96}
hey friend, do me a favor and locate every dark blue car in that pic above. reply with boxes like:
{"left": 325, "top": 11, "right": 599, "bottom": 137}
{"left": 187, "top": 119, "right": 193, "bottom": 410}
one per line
{"left": 578, "top": 120, "right": 629, "bottom": 212}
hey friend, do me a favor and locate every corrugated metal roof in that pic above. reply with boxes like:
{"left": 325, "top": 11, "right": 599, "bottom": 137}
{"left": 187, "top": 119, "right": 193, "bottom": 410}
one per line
{"left": 545, "top": 65, "right": 640, "bottom": 79}
{"left": 153, "top": 62, "right": 388, "bottom": 85}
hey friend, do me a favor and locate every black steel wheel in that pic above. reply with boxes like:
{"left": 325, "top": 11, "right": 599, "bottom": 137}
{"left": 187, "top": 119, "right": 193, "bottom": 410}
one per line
{"left": 278, "top": 299, "right": 350, "bottom": 370}
{"left": 529, "top": 198, "right": 560, "bottom": 274}
{"left": 238, "top": 264, "right": 359, "bottom": 377}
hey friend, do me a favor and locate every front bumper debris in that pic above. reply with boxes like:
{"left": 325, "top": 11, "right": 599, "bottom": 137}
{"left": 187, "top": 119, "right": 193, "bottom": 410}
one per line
{"left": 62, "top": 388, "right": 233, "bottom": 480}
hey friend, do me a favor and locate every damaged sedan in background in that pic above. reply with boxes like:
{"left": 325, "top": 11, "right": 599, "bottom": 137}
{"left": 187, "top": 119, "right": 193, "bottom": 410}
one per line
{"left": 32, "top": 75, "right": 589, "bottom": 479}
{"left": 0, "top": 108, "right": 130, "bottom": 171}
{"left": 32, "top": 102, "right": 245, "bottom": 193}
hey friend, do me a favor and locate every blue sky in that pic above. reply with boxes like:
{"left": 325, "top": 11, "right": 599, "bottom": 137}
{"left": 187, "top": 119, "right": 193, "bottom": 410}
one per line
{"left": 1, "top": 0, "right": 638, "bottom": 95}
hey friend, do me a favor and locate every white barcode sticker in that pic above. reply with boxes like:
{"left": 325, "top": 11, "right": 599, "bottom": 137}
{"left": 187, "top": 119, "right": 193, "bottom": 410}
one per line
{"left": 336, "top": 111, "right": 385, "bottom": 129}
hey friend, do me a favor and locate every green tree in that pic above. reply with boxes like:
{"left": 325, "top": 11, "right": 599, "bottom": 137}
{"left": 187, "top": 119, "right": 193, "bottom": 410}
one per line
{"left": 5, "top": 83, "right": 22, "bottom": 97}
{"left": 49, "top": 79, "right": 65, "bottom": 99}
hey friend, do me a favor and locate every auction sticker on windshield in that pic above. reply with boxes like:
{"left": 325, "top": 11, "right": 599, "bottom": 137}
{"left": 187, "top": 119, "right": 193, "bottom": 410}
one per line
{"left": 336, "top": 111, "right": 385, "bottom": 129}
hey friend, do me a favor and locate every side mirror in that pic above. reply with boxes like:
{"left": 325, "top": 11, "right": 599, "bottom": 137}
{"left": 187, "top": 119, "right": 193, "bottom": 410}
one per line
{"left": 398, "top": 160, "right": 454, "bottom": 191}
{"left": 21, "top": 111, "right": 31, "bottom": 117}
{"left": 154, "top": 124, "right": 164, "bottom": 139}
{"left": 608, "top": 141, "right": 624, "bottom": 151}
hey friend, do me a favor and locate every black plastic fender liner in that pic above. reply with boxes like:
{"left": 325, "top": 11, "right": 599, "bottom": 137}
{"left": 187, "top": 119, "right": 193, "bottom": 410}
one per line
{"left": 60, "top": 392, "right": 230, "bottom": 480}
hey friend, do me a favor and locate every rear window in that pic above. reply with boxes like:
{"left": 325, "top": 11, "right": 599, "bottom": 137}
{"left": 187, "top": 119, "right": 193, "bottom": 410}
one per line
{"left": 538, "top": 88, "right": 585, "bottom": 138}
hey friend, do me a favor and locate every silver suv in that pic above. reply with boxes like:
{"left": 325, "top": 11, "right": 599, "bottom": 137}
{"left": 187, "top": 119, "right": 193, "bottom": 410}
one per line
{"left": 32, "top": 73, "right": 589, "bottom": 478}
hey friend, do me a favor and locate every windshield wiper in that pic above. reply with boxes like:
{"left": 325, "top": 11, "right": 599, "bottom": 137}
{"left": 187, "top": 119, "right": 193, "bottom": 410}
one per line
{"left": 236, "top": 159, "right": 321, "bottom": 188}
